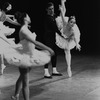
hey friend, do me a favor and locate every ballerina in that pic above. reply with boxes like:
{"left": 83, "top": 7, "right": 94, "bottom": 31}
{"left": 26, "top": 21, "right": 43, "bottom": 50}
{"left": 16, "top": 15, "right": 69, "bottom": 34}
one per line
{"left": 0, "top": 11, "right": 54, "bottom": 100}
{"left": 0, "top": 2, "right": 20, "bottom": 75}
{"left": 56, "top": 0, "right": 81, "bottom": 77}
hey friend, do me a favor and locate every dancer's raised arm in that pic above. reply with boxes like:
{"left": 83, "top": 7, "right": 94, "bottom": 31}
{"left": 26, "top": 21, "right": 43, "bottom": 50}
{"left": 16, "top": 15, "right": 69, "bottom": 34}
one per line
{"left": 6, "top": 15, "right": 20, "bottom": 25}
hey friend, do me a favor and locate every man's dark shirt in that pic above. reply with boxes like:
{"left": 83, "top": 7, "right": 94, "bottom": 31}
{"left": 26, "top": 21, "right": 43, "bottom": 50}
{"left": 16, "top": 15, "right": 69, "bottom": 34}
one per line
{"left": 44, "top": 14, "right": 62, "bottom": 46}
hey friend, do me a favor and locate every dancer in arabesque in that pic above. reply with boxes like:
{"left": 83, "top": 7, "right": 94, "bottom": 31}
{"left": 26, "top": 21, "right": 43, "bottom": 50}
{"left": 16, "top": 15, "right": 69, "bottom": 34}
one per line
{"left": 56, "top": 0, "right": 81, "bottom": 77}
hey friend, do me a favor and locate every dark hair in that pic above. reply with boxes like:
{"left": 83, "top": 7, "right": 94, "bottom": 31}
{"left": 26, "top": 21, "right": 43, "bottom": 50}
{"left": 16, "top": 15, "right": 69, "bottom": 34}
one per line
{"left": 14, "top": 11, "right": 27, "bottom": 25}
{"left": 2, "top": 2, "right": 11, "bottom": 12}
{"left": 68, "top": 16, "right": 76, "bottom": 22}
{"left": 46, "top": 2, "right": 54, "bottom": 9}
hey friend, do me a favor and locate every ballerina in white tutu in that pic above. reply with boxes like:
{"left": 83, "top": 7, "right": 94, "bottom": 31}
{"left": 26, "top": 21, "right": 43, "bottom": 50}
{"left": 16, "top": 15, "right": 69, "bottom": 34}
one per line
{"left": 5, "top": 11, "right": 54, "bottom": 100}
{"left": 56, "top": 0, "right": 81, "bottom": 77}
{"left": 0, "top": 2, "right": 20, "bottom": 75}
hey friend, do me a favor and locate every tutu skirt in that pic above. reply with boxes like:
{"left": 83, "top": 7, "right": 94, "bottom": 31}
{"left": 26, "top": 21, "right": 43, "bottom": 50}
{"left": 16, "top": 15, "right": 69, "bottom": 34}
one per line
{"left": 56, "top": 33, "right": 76, "bottom": 49}
{"left": 0, "top": 22, "right": 15, "bottom": 36}
{"left": 2, "top": 39, "right": 51, "bottom": 68}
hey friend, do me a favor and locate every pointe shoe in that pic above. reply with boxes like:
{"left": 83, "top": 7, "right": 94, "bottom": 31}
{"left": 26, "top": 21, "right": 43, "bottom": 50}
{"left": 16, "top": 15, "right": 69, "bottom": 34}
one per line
{"left": 0, "top": 64, "right": 6, "bottom": 75}
{"left": 67, "top": 69, "right": 72, "bottom": 78}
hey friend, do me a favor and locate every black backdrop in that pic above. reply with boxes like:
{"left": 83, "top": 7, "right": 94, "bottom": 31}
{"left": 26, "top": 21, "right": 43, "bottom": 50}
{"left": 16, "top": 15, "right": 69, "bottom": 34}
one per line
{"left": 0, "top": 0, "right": 100, "bottom": 55}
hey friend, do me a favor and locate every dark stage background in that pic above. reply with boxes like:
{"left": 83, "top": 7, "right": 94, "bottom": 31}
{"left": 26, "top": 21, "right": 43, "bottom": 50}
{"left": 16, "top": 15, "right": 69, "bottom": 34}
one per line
{"left": 0, "top": 0, "right": 100, "bottom": 55}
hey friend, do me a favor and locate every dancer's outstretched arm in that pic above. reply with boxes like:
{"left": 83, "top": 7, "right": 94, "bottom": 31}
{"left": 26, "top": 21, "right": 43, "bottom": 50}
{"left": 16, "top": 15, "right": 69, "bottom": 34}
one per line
{"left": 6, "top": 14, "right": 14, "bottom": 17}
{"left": 73, "top": 35, "right": 81, "bottom": 51}
{"left": 6, "top": 15, "right": 20, "bottom": 25}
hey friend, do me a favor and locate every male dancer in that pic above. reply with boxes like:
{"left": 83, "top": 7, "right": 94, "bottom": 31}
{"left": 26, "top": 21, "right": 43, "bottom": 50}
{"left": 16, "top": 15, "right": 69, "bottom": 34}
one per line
{"left": 43, "top": 2, "right": 63, "bottom": 78}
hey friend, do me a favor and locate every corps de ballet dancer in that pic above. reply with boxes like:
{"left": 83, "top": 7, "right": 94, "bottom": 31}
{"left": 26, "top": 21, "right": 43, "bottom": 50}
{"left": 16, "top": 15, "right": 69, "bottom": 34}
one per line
{"left": 0, "top": 2, "right": 20, "bottom": 75}
{"left": 56, "top": 0, "right": 81, "bottom": 77}
{"left": 0, "top": 11, "right": 54, "bottom": 100}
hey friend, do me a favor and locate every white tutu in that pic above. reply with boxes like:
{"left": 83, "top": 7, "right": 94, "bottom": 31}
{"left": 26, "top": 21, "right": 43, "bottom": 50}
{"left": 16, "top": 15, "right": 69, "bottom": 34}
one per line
{"left": 0, "top": 37, "right": 16, "bottom": 54}
{"left": 3, "top": 33, "right": 51, "bottom": 68}
{"left": 0, "top": 21, "right": 15, "bottom": 54}
{"left": 0, "top": 22, "right": 15, "bottom": 36}
{"left": 56, "top": 16, "right": 81, "bottom": 50}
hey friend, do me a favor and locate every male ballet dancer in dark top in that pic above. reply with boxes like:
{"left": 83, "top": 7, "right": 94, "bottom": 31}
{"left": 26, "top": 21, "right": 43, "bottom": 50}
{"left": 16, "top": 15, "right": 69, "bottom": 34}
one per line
{"left": 43, "top": 2, "right": 63, "bottom": 78}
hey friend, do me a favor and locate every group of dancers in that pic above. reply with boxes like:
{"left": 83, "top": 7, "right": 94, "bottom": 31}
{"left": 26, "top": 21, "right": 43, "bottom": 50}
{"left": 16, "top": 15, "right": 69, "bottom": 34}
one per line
{"left": 0, "top": 0, "right": 81, "bottom": 100}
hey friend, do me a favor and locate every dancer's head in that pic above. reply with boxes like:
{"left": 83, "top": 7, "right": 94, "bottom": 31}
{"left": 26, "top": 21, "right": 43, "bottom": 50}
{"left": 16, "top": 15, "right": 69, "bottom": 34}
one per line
{"left": 14, "top": 12, "right": 31, "bottom": 25}
{"left": 46, "top": 2, "right": 54, "bottom": 16}
{"left": 68, "top": 16, "right": 76, "bottom": 27}
{"left": 2, "top": 2, "right": 12, "bottom": 12}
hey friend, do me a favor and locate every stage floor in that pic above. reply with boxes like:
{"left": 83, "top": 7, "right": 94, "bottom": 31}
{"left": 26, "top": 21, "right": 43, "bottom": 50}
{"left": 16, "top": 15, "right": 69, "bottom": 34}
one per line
{"left": 0, "top": 53, "right": 100, "bottom": 100}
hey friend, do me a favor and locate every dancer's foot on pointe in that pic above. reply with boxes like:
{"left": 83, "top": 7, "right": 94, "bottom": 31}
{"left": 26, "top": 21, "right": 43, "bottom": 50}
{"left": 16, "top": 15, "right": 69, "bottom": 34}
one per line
{"left": 67, "top": 68, "right": 72, "bottom": 78}
{"left": 11, "top": 95, "right": 19, "bottom": 100}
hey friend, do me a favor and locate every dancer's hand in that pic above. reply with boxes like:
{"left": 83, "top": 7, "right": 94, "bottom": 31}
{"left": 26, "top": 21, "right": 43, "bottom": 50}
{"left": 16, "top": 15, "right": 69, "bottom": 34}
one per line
{"left": 48, "top": 48, "right": 55, "bottom": 56}
{"left": 76, "top": 44, "right": 81, "bottom": 51}
{"left": 10, "top": 44, "right": 17, "bottom": 48}
{"left": 8, "top": 38, "right": 15, "bottom": 43}
{"left": 16, "top": 44, "right": 22, "bottom": 48}
{"left": 8, "top": 39, "right": 15, "bottom": 45}
{"left": 11, "top": 44, "right": 22, "bottom": 49}
{"left": 44, "top": 49, "right": 54, "bottom": 56}
{"left": 59, "top": 5, "right": 63, "bottom": 11}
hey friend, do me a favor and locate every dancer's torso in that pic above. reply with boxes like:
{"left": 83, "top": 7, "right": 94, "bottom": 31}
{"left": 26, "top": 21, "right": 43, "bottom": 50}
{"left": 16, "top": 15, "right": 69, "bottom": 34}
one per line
{"left": 19, "top": 26, "right": 36, "bottom": 55}
{"left": 62, "top": 24, "right": 74, "bottom": 40}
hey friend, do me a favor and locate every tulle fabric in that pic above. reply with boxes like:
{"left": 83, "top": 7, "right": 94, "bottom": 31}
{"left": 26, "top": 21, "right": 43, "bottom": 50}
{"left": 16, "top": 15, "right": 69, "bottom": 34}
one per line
{"left": 0, "top": 22, "right": 15, "bottom": 36}
{"left": 0, "top": 21, "right": 15, "bottom": 54}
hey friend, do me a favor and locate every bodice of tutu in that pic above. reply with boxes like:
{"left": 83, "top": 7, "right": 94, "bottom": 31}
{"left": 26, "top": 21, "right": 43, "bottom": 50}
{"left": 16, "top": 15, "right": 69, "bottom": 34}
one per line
{"left": 56, "top": 16, "right": 73, "bottom": 38}
{"left": 19, "top": 39, "right": 35, "bottom": 55}
{"left": 19, "top": 32, "right": 36, "bottom": 55}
